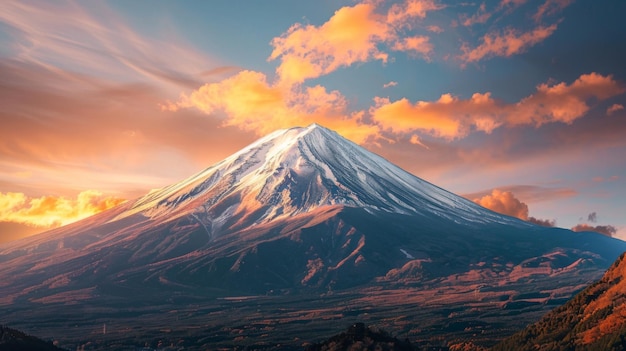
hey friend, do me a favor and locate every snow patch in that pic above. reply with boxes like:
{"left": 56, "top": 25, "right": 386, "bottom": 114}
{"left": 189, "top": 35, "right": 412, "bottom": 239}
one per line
{"left": 400, "top": 249, "right": 415, "bottom": 259}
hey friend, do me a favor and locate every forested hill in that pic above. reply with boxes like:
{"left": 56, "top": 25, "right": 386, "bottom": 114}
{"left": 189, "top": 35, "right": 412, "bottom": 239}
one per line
{"left": 492, "top": 252, "right": 626, "bottom": 351}
{"left": 0, "top": 325, "right": 66, "bottom": 351}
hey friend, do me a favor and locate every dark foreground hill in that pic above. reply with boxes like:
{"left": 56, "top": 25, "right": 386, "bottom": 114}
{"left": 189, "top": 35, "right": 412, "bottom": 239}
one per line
{"left": 493, "top": 252, "right": 626, "bottom": 351}
{"left": 0, "top": 325, "right": 66, "bottom": 351}
{"left": 306, "top": 323, "right": 417, "bottom": 351}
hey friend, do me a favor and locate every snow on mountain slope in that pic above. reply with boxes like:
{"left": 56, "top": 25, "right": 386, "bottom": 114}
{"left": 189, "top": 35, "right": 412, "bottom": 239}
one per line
{"left": 114, "top": 124, "right": 523, "bottom": 234}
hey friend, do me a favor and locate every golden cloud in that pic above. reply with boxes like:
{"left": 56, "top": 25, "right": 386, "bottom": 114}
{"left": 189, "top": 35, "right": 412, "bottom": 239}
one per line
{"left": 0, "top": 191, "right": 126, "bottom": 228}
{"left": 471, "top": 189, "right": 555, "bottom": 227}
{"left": 370, "top": 92, "right": 501, "bottom": 139}
{"left": 472, "top": 189, "right": 529, "bottom": 220}
{"left": 269, "top": 3, "right": 392, "bottom": 85}
{"left": 371, "top": 73, "right": 624, "bottom": 139}
{"left": 269, "top": 1, "right": 441, "bottom": 85}
{"left": 171, "top": 70, "right": 379, "bottom": 144}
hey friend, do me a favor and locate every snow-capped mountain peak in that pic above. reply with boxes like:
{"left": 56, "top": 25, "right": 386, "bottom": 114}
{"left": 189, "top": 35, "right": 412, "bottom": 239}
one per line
{"left": 115, "top": 124, "right": 522, "bottom": 232}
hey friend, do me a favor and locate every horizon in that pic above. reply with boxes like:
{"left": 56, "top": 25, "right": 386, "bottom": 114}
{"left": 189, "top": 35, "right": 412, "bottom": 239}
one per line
{"left": 0, "top": 0, "right": 625, "bottom": 242}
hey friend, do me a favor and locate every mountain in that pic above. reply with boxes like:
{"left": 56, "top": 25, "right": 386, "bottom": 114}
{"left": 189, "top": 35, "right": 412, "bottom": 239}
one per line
{"left": 493, "top": 252, "right": 626, "bottom": 351}
{"left": 1, "top": 124, "right": 625, "bottom": 350}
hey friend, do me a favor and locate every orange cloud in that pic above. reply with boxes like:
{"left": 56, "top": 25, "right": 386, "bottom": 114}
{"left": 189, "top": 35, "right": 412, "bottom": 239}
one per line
{"left": 533, "top": 0, "right": 573, "bottom": 22}
{"left": 171, "top": 70, "right": 379, "bottom": 144}
{"left": 371, "top": 73, "right": 624, "bottom": 139}
{"left": 460, "top": 3, "right": 492, "bottom": 27}
{"left": 0, "top": 191, "right": 126, "bottom": 228}
{"left": 409, "top": 134, "right": 429, "bottom": 149}
{"left": 426, "top": 25, "right": 444, "bottom": 33}
{"left": 472, "top": 189, "right": 529, "bottom": 220}
{"left": 268, "top": 1, "right": 442, "bottom": 85}
{"left": 472, "top": 189, "right": 556, "bottom": 227}
{"left": 509, "top": 73, "right": 625, "bottom": 126}
{"left": 391, "top": 35, "right": 433, "bottom": 59}
{"left": 460, "top": 24, "right": 557, "bottom": 63}
{"left": 572, "top": 224, "right": 617, "bottom": 237}
{"left": 387, "top": 0, "right": 445, "bottom": 26}
{"left": 269, "top": 3, "right": 392, "bottom": 85}
{"left": 371, "top": 92, "right": 502, "bottom": 139}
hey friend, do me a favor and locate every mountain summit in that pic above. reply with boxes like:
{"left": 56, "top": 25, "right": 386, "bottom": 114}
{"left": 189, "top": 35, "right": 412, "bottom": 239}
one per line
{"left": 118, "top": 123, "right": 516, "bottom": 232}
{"left": 1, "top": 124, "right": 625, "bottom": 350}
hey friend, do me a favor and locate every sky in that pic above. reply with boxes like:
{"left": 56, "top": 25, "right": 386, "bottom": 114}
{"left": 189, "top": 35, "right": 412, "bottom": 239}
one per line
{"left": 0, "top": 0, "right": 625, "bottom": 242}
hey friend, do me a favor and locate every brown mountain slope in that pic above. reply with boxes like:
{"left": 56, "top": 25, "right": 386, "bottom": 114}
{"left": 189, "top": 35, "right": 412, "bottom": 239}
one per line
{"left": 492, "top": 251, "right": 626, "bottom": 351}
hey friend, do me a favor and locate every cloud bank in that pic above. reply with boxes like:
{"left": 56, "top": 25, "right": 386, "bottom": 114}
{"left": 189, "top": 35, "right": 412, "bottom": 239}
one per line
{"left": 0, "top": 191, "right": 125, "bottom": 228}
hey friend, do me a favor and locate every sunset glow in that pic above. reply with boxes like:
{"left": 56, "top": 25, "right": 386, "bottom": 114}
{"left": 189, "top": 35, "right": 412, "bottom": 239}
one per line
{"left": 1, "top": 0, "right": 625, "bottom": 240}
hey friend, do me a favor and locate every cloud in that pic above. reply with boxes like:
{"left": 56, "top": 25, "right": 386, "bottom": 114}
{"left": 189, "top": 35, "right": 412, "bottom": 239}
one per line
{"left": 371, "top": 73, "right": 625, "bottom": 139}
{"left": 427, "top": 25, "right": 444, "bottom": 33}
{"left": 472, "top": 189, "right": 529, "bottom": 220}
{"left": 0, "top": 0, "right": 216, "bottom": 94}
{"left": 593, "top": 176, "right": 620, "bottom": 183}
{"left": 460, "top": 24, "right": 558, "bottom": 63}
{"left": 0, "top": 191, "right": 126, "bottom": 228}
{"left": 391, "top": 35, "right": 433, "bottom": 59}
{"left": 0, "top": 59, "right": 255, "bottom": 197}
{"left": 471, "top": 189, "right": 555, "bottom": 226}
{"left": 383, "top": 81, "right": 398, "bottom": 88}
{"left": 528, "top": 217, "right": 556, "bottom": 227}
{"left": 533, "top": 0, "right": 574, "bottom": 22}
{"left": 387, "top": 0, "right": 445, "bottom": 26}
{"left": 269, "top": 3, "right": 392, "bottom": 85}
{"left": 464, "top": 185, "right": 577, "bottom": 204}
{"left": 571, "top": 224, "right": 617, "bottom": 237}
{"left": 607, "top": 103, "right": 624, "bottom": 115}
{"left": 498, "top": 0, "right": 528, "bottom": 10}
{"left": 409, "top": 134, "right": 429, "bottom": 149}
{"left": 509, "top": 73, "right": 625, "bottom": 126}
{"left": 170, "top": 70, "right": 380, "bottom": 144}
{"left": 268, "top": 1, "right": 442, "bottom": 85}
{"left": 371, "top": 92, "right": 502, "bottom": 139}
{"left": 587, "top": 212, "right": 597, "bottom": 223}
{"left": 460, "top": 3, "right": 492, "bottom": 27}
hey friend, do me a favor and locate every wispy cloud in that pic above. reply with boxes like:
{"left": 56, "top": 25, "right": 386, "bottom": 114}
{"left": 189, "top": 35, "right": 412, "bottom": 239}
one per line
{"left": 533, "top": 0, "right": 574, "bottom": 22}
{"left": 460, "top": 3, "right": 492, "bottom": 27}
{"left": 0, "top": 2, "right": 256, "bottom": 199}
{"left": 0, "top": 0, "right": 216, "bottom": 93}
{"left": 460, "top": 24, "right": 558, "bottom": 63}
{"left": 607, "top": 103, "right": 624, "bottom": 115}
{"left": 383, "top": 81, "right": 398, "bottom": 88}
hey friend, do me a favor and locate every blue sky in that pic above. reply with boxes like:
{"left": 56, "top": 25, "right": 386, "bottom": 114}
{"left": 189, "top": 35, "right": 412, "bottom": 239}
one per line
{"left": 0, "top": 0, "right": 625, "bottom": 240}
